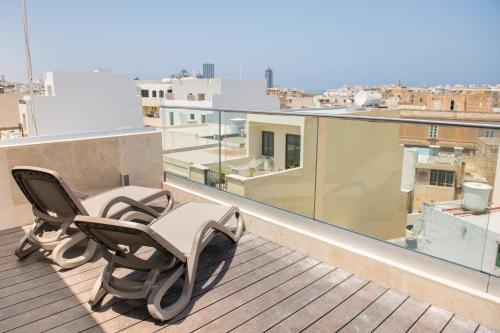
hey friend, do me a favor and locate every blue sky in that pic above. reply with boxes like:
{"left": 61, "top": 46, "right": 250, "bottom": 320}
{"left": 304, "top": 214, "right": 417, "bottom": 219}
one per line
{"left": 1, "top": 0, "right": 499, "bottom": 90}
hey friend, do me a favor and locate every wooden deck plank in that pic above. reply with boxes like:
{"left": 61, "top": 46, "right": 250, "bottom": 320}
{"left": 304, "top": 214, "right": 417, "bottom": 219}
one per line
{"left": 373, "top": 297, "right": 430, "bottom": 333}
{"left": 0, "top": 253, "right": 152, "bottom": 332}
{"left": 0, "top": 238, "right": 259, "bottom": 324}
{"left": 338, "top": 289, "right": 408, "bottom": 333}
{"left": 0, "top": 235, "right": 261, "bottom": 307}
{"left": 154, "top": 257, "right": 318, "bottom": 333}
{"left": 0, "top": 230, "right": 25, "bottom": 244}
{"left": 303, "top": 282, "right": 387, "bottom": 332}
{"left": 0, "top": 233, "right": 272, "bottom": 329}
{"left": 0, "top": 231, "right": 490, "bottom": 333}
{"left": 41, "top": 245, "right": 292, "bottom": 333}
{"left": 200, "top": 265, "right": 343, "bottom": 333}
{"left": 268, "top": 275, "right": 368, "bottom": 333}
{"left": 79, "top": 245, "right": 292, "bottom": 333}
{"left": 231, "top": 268, "right": 351, "bottom": 333}
{"left": 6, "top": 294, "right": 123, "bottom": 333}
{"left": 476, "top": 325, "right": 500, "bottom": 333}
{"left": 0, "top": 258, "right": 51, "bottom": 280}
{"left": 0, "top": 225, "right": 29, "bottom": 237}
{"left": 0, "top": 264, "right": 104, "bottom": 309}
{"left": 442, "top": 315, "right": 479, "bottom": 333}
{"left": 0, "top": 278, "right": 96, "bottom": 321}
{"left": 0, "top": 252, "right": 46, "bottom": 270}
{"left": 117, "top": 251, "right": 307, "bottom": 333}
{"left": 407, "top": 305, "right": 453, "bottom": 333}
{"left": 196, "top": 263, "right": 334, "bottom": 332}
{"left": 0, "top": 257, "right": 107, "bottom": 296}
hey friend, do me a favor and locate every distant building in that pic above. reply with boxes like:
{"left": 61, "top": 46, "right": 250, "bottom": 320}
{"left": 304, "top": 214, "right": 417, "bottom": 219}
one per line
{"left": 0, "top": 91, "right": 24, "bottom": 139}
{"left": 374, "top": 85, "right": 500, "bottom": 112}
{"left": 267, "top": 87, "right": 312, "bottom": 109}
{"left": 160, "top": 77, "right": 279, "bottom": 128}
{"left": 202, "top": 63, "right": 215, "bottom": 79}
{"left": 265, "top": 67, "right": 273, "bottom": 89}
{"left": 19, "top": 70, "right": 143, "bottom": 136}
{"left": 135, "top": 79, "right": 173, "bottom": 117}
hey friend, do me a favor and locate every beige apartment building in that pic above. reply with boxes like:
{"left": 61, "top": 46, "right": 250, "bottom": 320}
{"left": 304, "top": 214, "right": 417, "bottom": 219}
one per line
{"left": 267, "top": 87, "right": 314, "bottom": 109}
{"left": 0, "top": 91, "right": 23, "bottom": 138}
{"left": 188, "top": 114, "right": 408, "bottom": 241}
{"left": 0, "top": 91, "right": 23, "bottom": 128}
{"left": 412, "top": 151, "right": 464, "bottom": 212}
{"left": 376, "top": 85, "right": 499, "bottom": 112}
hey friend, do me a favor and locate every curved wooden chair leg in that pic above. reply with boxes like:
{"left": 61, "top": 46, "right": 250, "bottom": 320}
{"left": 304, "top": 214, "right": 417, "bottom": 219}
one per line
{"left": 15, "top": 234, "right": 39, "bottom": 259}
{"left": 52, "top": 232, "right": 97, "bottom": 269}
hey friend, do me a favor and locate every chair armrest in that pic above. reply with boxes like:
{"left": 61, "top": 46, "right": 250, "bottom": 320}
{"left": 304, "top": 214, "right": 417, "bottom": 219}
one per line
{"left": 73, "top": 190, "right": 90, "bottom": 199}
{"left": 119, "top": 211, "right": 156, "bottom": 225}
{"left": 99, "top": 196, "right": 161, "bottom": 219}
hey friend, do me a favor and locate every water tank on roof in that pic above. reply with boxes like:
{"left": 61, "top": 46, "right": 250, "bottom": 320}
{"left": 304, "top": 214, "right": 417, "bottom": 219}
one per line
{"left": 463, "top": 182, "right": 492, "bottom": 211}
{"left": 354, "top": 91, "right": 382, "bottom": 107}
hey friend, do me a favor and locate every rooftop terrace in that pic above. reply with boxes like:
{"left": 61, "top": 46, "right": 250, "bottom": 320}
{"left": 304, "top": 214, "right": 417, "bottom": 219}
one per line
{"left": 1, "top": 109, "right": 500, "bottom": 332}
{"left": 0, "top": 225, "right": 495, "bottom": 333}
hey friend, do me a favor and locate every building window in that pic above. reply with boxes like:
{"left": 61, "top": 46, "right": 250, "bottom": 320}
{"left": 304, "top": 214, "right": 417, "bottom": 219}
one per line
{"left": 141, "top": 89, "right": 149, "bottom": 98}
{"left": 286, "top": 134, "right": 301, "bottom": 169}
{"left": 484, "top": 129, "right": 495, "bottom": 138}
{"left": 262, "top": 131, "right": 274, "bottom": 157}
{"left": 429, "top": 125, "right": 438, "bottom": 139}
{"left": 496, "top": 244, "right": 500, "bottom": 269}
{"left": 201, "top": 115, "right": 207, "bottom": 123}
{"left": 450, "top": 100, "right": 455, "bottom": 111}
{"left": 198, "top": 93, "right": 205, "bottom": 101}
{"left": 169, "top": 112, "right": 174, "bottom": 125}
{"left": 167, "top": 89, "right": 173, "bottom": 93}
{"left": 159, "top": 90, "right": 164, "bottom": 98}
{"left": 429, "top": 170, "right": 454, "bottom": 187}
{"left": 190, "top": 114, "right": 195, "bottom": 120}
{"left": 152, "top": 90, "right": 157, "bottom": 98}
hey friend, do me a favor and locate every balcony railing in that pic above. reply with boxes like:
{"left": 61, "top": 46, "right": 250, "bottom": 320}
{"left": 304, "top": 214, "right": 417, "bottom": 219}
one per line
{"left": 160, "top": 105, "right": 500, "bottom": 280}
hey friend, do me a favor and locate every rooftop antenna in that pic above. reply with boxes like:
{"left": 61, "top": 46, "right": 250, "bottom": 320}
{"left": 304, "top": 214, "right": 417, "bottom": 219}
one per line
{"left": 22, "top": 0, "right": 38, "bottom": 135}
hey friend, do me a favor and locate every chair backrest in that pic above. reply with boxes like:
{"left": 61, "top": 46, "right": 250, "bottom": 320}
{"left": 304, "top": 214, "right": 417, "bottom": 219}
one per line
{"left": 74, "top": 215, "right": 186, "bottom": 262}
{"left": 11, "top": 166, "right": 88, "bottom": 219}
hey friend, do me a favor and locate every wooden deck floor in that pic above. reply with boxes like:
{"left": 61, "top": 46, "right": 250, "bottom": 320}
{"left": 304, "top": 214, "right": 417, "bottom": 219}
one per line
{"left": 0, "top": 226, "right": 497, "bottom": 333}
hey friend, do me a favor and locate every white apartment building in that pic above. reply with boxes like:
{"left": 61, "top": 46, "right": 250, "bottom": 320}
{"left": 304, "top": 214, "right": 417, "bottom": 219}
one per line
{"left": 135, "top": 79, "right": 173, "bottom": 117}
{"left": 20, "top": 70, "right": 143, "bottom": 136}
{"left": 148, "top": 77, "right": 279, "bottom": 126}
{"left": 313, "top": 87, "right": 355, "bottom": 108}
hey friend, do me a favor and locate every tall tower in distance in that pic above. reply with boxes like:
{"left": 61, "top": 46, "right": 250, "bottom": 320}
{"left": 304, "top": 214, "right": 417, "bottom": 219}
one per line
{"left": 202, "top": 63, "right": 215, "bottom": 78}
{"left": 265, "top": 67, "right": 273, "bottom": 89}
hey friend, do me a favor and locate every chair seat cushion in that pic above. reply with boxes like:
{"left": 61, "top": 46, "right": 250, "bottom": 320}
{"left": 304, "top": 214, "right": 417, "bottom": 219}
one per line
{"left": 82, "top": 186, "right": 163, "bottom": 218}
{"left": 148, "top": 202, "right": 233, "bottom": 255}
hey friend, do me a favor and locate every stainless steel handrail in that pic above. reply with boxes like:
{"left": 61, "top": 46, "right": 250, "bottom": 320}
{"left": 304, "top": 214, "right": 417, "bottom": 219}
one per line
{"left": 160, "top": 105, "right": 500, "bottom": 129}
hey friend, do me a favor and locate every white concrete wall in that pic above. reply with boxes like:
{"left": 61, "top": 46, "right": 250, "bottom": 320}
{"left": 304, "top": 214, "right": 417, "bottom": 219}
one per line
{"left": 171, "top": 78, "right": 219, "bottom": 101}
{"left": 419, "top": 204, "right": 495, "bottom": 272}
{"left": 213, "top": 78, "right": 279, "bottom": 111}
{"left": 160, "top": 78, "right": 280, "bottom": 127}
{"left": 136, "top": 81, "right": 173, "bottom": 106}
{"left": 22, "top": 71, "right": 143, "bottom": 136}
